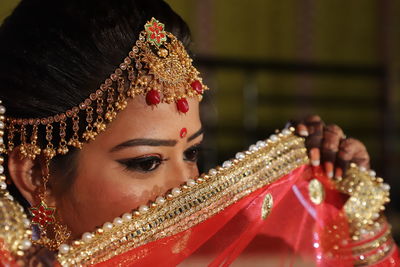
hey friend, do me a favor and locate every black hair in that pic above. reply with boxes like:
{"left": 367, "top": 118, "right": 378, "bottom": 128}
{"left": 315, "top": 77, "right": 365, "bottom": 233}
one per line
{"left": 0, "top": 0, "right": 191, "bottom": 118}
{"left": 0, "top": 0, "right": 191, "bottom": 201}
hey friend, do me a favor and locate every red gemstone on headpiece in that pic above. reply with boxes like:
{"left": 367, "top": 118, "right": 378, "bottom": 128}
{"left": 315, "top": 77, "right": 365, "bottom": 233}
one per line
{"left": 146, "top": 90, "right": 161, "bottom": 105}
{"left": 191, "top": 80, "right": 203, "bottom": 94}
{"left": 177, "top": 98, "right": 189, "bottom": 113}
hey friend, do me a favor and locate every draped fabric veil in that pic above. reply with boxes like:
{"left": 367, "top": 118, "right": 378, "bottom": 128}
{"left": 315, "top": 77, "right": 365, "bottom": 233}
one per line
{"left": 1, "top": 132, "right": 398, "bottom": 266}
{"left": 89, "top": 133, "right": 398, "bottom": 267}
{"left": 96, "top": 165, "right": 399, "bottom": 267}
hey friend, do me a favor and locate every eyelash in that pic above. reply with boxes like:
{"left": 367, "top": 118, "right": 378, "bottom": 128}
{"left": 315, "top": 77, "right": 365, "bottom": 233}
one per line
{"left": 118, "top": 144, "right": 202, "bottom": 173}
{"left": 118, "top": 156, "right": 167, "bottom": 173}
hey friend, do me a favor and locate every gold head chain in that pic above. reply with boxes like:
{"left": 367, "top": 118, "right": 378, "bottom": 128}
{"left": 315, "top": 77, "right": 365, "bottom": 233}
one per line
{"left": 0, "top": 17, "right": 208, "bottom": 252}
{"left": 5, "top": 17, "right": 208, "bottom": 162}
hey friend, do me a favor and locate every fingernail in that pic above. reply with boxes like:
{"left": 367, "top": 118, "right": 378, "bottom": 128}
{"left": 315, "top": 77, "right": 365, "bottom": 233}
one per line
{"left": 310, "top": 148, "right": 320, "bottom": 166}
{"left": 324, "top": 162, "right": 334, "bottom": 178}
{"left": 299, "top": 130, "right": 309, "bottom": 137}
{"left": 334, "top": 167, "right": 343, "bottom": 179}
{"left": 296, "top": 124, "right": 309, "bottom": 137}
{"left": 311, "top": 160, "right": 320, "bottom": 167}
{"left": 359, "top": 166, "right": 367, "bottom": 172}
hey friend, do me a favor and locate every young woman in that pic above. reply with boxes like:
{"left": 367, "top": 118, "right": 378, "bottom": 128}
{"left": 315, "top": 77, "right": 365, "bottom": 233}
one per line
{"left": 0, "top": 0, "right": 397, "bottom": 266}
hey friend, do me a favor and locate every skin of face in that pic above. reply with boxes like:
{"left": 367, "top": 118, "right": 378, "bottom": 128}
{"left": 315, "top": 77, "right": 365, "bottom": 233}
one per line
{"left": 56, "top": 96, "right": 202, "bottom": 238}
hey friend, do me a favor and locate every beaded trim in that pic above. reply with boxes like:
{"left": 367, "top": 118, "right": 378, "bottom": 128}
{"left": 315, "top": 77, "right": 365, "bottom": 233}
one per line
{"left": 0, "top": 101, "right": 33, "bottom": 258}
{"left": 5, "top": 18, "right": 208, "bottom": 161}
{"left": 0, "top": 125, "right": 393, "bottom": 265}
{"left": 56, "top": 129, "right": 309, "bottom": 265}
{"left": 336, "top": 164, "right": 390, "bottom": 238}
{"left": 353, "top": 225, "right": 395, "bottom": 266}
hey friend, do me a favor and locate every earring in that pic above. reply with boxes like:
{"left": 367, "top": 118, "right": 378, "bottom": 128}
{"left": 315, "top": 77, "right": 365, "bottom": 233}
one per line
{"left": 29, "top": 159, "right": 71, "bottom": 251}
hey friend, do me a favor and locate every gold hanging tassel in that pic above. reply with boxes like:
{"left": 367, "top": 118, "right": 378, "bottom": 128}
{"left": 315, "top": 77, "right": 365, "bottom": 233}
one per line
{"left": 19, "top": 125, "right": 28, "bottom": 159}
{"left": 82, "top": 106, "right": 97, "bottom": 141}
{"left": 6, "top": 120, "right": 15, "bottom": 152}
{"left": 127, "top": 66, "right": 140, "bottom": 98}
{"left": 19, "top": 124, "right": 41, "bottom": 160}
{"left": 43, "top": 124, "right": 56, "bottom": 159}
{"left": 94, "top": 97, "right": 106, "bottom": 133}
{"left": 104, "top": 87, "right": 117, "bottom": 122}
{"left": 115, "top": 77, "right": 128, "bottom": 111}
{"left": 68, "top": 113, "right": 83, "bottom": 149}
{"left": 57, "top": 120, "right": 69, "bottom": 155}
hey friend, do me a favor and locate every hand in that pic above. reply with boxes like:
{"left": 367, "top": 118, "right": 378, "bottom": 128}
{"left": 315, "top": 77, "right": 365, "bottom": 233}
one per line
{"left": 294, "top": 115, "right": 370, "bottom": 179}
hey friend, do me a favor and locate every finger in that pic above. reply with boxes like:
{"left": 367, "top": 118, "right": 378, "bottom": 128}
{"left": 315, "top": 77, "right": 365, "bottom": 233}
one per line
{"left": 304, "top": 115, "right": 324, "bottom": 149}
{"left": 323, "top": 162, "right": 334, "bottom": 178}
{"left": 335, "top": 138, "right": 370, "bottom": 178}
{"left": 289, "top": 119, "right": 308, "bottom": 137}
{"left": 351, "top": 147, "right": 370, "bottom": 169}
{"left": 336, "top": 138, "right": 356, "bottom": 177}
{"left": 334, "top": 167, "right": 343, "bottom": 180}
{"left": 321, "top": 124, "right": 344, "bottom": 178}
{"left": 310, "top": 148, "right": 320, "bottom": 167}
{"left": 304, "top": 115, "right": 324, "bottom": 166}
{"left": 296, "top": 123, "right": 309, "bottom": 137}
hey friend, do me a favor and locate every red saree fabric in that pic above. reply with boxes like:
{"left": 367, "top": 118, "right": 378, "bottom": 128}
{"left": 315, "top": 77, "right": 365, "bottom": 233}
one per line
{"left": 95, "top": 164, "right": 399, "bottom": 267}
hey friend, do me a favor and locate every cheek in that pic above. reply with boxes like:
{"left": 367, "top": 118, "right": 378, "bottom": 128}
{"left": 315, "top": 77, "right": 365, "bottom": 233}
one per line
{"left": 58, "top": 158, "right": 168, "bottom": 236}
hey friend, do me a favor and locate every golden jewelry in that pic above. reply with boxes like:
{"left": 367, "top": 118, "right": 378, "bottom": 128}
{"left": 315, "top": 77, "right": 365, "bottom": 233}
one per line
{"left": 4, "top": 17, "right": 208, "bottom": 162}
{"left": 308, "top": 178, "right": 325, "bottom": 205}
{"left": 335, "top": 164, "right": 390, "bottom": 239}
{"left": 261, "top": 193, "right": 273, "bottom": 220}
{"left": 29, "top": 160, "right": 71, "bottom": 251}
{"left": 0, "top": 125, "right": 393, "bottom": 265}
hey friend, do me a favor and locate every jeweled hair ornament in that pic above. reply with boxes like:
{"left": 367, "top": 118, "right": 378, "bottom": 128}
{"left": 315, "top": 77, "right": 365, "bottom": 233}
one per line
{"left": 5, "top": 17, "right": 208, "bottom": 161}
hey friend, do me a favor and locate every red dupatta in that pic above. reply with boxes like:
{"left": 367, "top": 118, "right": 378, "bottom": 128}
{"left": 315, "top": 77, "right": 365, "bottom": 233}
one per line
{"left": 95, "top": 164, "right": 398, "bottom": 266}
{"left": 2, "top": 131, "right": 397, "bottom": 266}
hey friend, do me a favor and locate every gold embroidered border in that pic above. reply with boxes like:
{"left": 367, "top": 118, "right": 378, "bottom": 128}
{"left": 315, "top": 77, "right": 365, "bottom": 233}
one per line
{"left": 0, "top": 192, "right": 32, "bottom": 257}
{"left": 354, "top": 240, "right": 395, "bottom": 266}
{"left": 351, "top": 224, "right": 391, "bottom": 255}
{"left": 57, "top": 131, "right": 308, "bottom": 266}
{"left": 352, "top": 225, "right": 395, "bottom": 266}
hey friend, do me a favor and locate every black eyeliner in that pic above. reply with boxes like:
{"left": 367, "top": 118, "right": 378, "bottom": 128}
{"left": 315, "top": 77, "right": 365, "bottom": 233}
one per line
{"left": 117, "top": 156, "right": 167, "bottom": 173}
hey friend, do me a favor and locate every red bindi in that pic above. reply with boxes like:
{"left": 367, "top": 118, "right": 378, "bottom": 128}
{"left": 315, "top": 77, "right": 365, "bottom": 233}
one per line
{"left": 180, "top": 128, "right": 187, "bottom": 138}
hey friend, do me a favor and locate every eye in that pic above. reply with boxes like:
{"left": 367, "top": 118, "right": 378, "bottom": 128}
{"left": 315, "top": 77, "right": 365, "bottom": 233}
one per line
{"left": 184, "top": 144, "right": 202, "bottom": 162}
{"left": 118, "top": 156, "right": 165, "bottom": 173}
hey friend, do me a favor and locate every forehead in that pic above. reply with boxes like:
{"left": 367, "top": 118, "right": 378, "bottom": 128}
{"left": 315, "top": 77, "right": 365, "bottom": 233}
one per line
{"left": 90, "top": 96, "right": 201, "bottom": 146}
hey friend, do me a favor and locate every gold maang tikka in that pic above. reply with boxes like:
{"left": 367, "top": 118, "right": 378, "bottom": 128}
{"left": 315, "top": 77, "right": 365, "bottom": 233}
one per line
{"left": 6, "top": 17, "right": 208, "bottom": 158}
{"left": 2, "top": 17, "right": 208, "bottom": 250}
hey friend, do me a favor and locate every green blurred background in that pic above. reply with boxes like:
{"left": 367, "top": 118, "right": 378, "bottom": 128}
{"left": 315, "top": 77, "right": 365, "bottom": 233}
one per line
{"left": 1, "top": 0, "right": 399, "bottom": 240}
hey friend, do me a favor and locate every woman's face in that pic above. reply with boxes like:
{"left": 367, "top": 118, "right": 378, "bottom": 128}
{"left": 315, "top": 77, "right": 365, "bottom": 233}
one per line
{"left": 56, "top": 96, "right": 202, "bottom": 237}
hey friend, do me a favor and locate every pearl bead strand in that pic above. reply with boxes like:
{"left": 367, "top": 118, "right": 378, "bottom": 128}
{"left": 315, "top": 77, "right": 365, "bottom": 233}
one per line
{"left": 0, "top": 100, "right": 32, "bottom": 253}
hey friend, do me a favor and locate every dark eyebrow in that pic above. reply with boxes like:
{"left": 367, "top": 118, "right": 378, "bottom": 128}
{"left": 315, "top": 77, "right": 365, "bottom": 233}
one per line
{"left": 110, "top": 138, "right": 177, "bottom": 152}
{"left": 188, "top": 128, "right": 203, "bottom": 142}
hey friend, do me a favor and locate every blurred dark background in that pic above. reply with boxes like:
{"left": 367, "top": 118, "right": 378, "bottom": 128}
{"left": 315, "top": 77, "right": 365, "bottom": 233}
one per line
{"left": 1, "top": 0, "right": 399, "bottom": 241}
